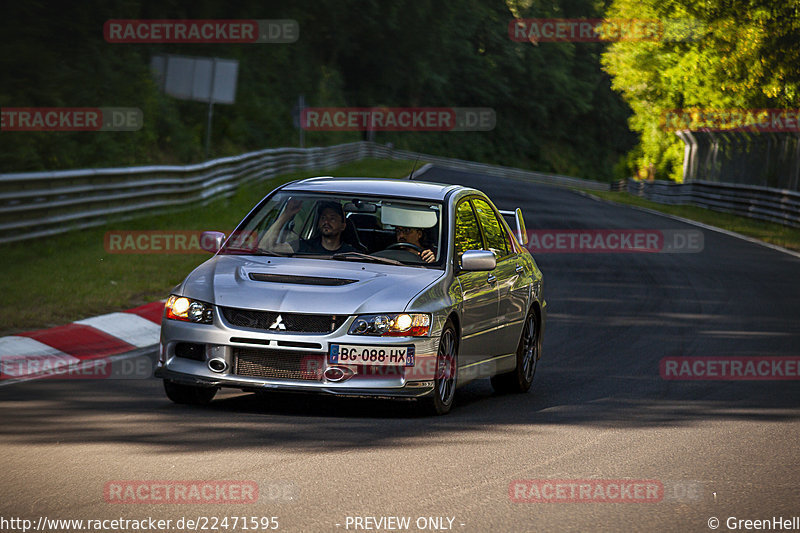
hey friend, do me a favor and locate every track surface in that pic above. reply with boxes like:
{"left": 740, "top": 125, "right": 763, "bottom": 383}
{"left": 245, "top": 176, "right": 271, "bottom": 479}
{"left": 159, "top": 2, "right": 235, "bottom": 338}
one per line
{"left": 2, "top": 166, "right": 799, "bottom": 532}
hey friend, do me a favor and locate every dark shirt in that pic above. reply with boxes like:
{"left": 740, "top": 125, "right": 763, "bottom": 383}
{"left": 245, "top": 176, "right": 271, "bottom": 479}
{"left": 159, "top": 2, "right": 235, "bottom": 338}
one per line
{"left": 297, "top": 236, "right": 357, "bottom": 254}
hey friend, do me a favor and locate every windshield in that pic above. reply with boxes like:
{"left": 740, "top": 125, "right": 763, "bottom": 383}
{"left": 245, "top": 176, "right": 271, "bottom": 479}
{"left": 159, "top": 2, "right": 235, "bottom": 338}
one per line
{"left": 221, "top": 192, "right": 445, "bottom": 267}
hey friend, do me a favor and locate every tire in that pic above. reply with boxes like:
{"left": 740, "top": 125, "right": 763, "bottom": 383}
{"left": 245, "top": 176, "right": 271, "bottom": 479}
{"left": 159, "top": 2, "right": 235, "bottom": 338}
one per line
{"left": 163, "top": 379, "right": 218, "bottom": 405}
{"left": 419, "top": 320, "right": 458, "bottom": 415}
{"left": 491, "top": 308, "right": 539, "bottom": 394}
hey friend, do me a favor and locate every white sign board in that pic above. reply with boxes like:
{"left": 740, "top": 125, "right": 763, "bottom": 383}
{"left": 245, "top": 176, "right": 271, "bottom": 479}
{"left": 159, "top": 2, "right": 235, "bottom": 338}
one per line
{"left": 151, "top": 54, "right": 238, "bottom": 104}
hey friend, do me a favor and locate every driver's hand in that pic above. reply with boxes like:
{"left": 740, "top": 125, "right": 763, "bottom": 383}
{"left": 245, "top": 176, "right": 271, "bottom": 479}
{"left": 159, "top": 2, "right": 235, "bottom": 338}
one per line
{"left": 285, "top": 198, "right": 303, "bottom": 216}
{"left": 420, "top": 249, "right": 435, "bottom": 263}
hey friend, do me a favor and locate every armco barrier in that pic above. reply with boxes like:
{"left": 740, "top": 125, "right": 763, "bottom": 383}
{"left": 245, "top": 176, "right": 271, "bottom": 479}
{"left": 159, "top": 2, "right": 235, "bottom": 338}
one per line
{"left": 0, "top": 143, "right": 371, "bottom": 244}
{"left": 3, "top": 141, "right": 798, "bottom": 244}
{"left": 0, "top": 142, "right": 607, "bottom": 244}
{"left": 627, "top": 179, "right": 800, "bottom": 228}
{"left": 385, "top": 146, "right": 611, "bottom": 192}
{"left": 410, "top": 154, "right": 800, "bottom": 228}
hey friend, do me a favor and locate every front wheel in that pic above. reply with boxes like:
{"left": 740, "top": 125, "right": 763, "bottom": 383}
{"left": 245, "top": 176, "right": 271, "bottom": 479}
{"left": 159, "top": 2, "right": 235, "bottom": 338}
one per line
{"left": 419, "top": 320, "right": 458, "bottom": 415}
{"left": 491, "top": 308, "right": 539, "bottom": 394}
{"left": 163, "top": 379, "right": 218, "bottom": 405}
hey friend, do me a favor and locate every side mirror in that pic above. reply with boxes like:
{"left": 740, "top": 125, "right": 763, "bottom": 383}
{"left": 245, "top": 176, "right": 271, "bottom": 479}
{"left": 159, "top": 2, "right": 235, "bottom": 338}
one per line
{"left": 460, "top": 250, "right": 496, "bottom": 271}
{"left": 200, "top": 231, "right": 226, "bottom": 253}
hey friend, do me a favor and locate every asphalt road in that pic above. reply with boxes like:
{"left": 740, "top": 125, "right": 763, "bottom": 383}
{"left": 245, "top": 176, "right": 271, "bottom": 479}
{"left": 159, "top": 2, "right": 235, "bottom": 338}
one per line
{"left": 1, "top": 166, "right": 799, "bottom": 533}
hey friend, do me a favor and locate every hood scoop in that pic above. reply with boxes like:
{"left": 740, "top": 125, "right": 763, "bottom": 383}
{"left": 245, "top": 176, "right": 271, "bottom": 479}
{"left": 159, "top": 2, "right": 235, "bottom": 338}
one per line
{"left": 248, "top": 272, "right": 358, "bottom": 286}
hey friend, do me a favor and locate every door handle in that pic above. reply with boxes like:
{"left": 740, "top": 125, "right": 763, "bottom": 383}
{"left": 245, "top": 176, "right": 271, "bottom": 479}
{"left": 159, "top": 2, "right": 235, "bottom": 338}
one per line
{"left": 487, "top": 274, "right": 497, "bottom": 284}
{"left": 515, "top": 265, "right": 524, "bottom": 274}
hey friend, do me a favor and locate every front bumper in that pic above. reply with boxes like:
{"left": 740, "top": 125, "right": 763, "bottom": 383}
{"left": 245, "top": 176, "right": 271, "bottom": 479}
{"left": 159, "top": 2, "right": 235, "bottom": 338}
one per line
{"left": 154, "top": 366, "right": 434, "bottom": 398}
{"left": 157, "top": 314, "right": 439, "bottom": 399}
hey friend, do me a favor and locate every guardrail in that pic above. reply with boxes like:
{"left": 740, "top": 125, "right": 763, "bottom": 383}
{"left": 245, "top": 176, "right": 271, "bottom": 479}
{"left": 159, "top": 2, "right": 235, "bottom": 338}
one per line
{"left": 0, "top": 142, "right": 609, "bottom": 244}
{"left": 4, "top": 140, "right": 797, "bottom": 245}
{"left": 626, "top": 179, "right": 800, "bottom": 228}
{"left": 676, "top": 130, "right": 800, "bottom": 191}
{"left": 393, "top": 149, "right": 800, "bottom": 228}
{"left": 384, "top": 146, "right": 611, "bottom": 192}
{"left": 0, "top": 142, "right": 376, "bottom": 244}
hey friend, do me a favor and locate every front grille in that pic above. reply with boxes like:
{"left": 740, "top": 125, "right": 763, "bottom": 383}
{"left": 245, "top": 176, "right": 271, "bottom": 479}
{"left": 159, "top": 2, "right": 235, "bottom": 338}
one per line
{"left": 229, "top": 337, "right": 323, "bottom": 350}
{"left": 233, "top": 347, "right": 324, "bottom": 381}
{"left": 221, "top": 307, "right": 348, "bottom": 334}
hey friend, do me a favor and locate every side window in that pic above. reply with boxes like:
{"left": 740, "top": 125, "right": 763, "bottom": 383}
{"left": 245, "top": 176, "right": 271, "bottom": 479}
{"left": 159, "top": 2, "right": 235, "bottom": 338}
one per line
{"left": 472, "top": 198, "right": 509, "bottom": 258}
{"left": 454, "top": 200, "right": 483, "bottom": 259}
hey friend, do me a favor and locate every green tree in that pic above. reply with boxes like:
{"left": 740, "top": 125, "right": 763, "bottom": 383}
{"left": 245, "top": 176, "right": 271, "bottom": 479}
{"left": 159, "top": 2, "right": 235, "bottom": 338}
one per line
{"left": 2, "top": 0, "right": 635, "bottom": 181}
{"left": 601, "top": 0, "right": 800, "bottom": 181}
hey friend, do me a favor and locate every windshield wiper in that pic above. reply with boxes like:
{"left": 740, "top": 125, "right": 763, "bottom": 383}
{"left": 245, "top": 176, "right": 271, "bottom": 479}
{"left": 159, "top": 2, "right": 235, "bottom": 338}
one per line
{"left": 222, "top": 247, "right": 290, "bottom": 257}
{"left": 331, "top": 252, "right": 404, "bottom": 266}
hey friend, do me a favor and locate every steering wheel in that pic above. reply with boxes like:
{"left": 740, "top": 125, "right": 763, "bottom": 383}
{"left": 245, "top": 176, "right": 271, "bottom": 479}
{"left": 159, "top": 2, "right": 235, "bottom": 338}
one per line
{"left": 385, "top": 242, "right": 423, "bottom": 253}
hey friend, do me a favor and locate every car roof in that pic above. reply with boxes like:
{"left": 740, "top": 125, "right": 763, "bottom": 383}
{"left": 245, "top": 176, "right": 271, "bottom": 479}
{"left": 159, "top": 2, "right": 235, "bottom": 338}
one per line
{"left": 281, "top": 177, "right": 466, "bottom": 201}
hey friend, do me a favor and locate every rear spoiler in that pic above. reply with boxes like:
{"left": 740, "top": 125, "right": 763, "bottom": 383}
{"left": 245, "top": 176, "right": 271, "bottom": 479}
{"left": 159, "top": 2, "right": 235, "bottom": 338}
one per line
{"left": 498, "top": 208, "right": 528, "bottom": 245}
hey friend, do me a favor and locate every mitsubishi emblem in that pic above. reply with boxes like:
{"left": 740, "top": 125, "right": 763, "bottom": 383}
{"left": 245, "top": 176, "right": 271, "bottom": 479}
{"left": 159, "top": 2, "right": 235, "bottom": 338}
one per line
{"left": 269, "top": 314, "right": 287, "bottom": 330}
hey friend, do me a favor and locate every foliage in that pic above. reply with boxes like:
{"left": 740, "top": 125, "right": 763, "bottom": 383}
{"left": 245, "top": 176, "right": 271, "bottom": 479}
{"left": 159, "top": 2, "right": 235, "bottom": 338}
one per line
{"left": 1, "top": 0, "right": 635, "bottom": 181}
{"left": 601, "top": 0, "right": 800, "bottom": 181}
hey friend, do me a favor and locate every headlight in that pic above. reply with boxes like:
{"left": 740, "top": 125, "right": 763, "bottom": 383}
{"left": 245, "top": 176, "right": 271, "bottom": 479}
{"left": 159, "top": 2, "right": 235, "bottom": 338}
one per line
{"left": 165, "top": 295, "right": 213, "bottom": 324}
{"left": 348, "top": 313, "right": 430, "bottom": 337}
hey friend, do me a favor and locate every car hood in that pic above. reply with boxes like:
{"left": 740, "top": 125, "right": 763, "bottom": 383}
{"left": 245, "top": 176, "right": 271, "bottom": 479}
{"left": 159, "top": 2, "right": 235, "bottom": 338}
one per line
{"left": 178, "top": 255, "right": 446, "bottom": 315}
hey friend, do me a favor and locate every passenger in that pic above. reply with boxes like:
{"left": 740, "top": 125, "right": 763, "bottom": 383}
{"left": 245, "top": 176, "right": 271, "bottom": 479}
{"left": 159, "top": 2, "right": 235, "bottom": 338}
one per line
{"left": 260, "top": 199, "right": 357, "bottom": 254}
{"left": 299, "top": 201, "right": 358, "bottom": 253}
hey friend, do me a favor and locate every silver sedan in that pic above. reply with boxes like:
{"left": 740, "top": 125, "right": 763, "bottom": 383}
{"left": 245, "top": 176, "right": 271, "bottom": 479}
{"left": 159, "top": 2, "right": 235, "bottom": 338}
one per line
{"left": 155, "top": 177, "right": 546, "bottom": 414}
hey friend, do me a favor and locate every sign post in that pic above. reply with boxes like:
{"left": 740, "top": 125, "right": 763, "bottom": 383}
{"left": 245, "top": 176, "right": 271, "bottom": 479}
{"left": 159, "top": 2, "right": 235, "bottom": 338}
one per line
{"left": 150, "top": 54, "right": 239, "bottom": 159}
{"left": 292, "top": 94, "right": 306, "bottom": 148}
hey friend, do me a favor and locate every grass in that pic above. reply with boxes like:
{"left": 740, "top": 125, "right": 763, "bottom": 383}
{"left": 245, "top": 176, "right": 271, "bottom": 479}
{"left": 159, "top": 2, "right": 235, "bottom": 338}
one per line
{"left": 0, "top": 158, "right": 419, "bottom": 335}
{"left": 581, "top": 189, "right": 800, "bottom": 252}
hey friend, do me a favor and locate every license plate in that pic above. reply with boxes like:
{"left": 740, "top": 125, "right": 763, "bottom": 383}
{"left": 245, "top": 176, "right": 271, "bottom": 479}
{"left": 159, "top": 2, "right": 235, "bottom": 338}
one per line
{"left": 329, "top": 344, "right": 415, "bottom": 366}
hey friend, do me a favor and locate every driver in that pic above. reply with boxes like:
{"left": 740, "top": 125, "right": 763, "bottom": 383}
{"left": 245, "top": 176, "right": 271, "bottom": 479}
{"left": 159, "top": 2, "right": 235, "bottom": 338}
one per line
{"left": 394, "top": 226, "right": 435, "bottom": 263}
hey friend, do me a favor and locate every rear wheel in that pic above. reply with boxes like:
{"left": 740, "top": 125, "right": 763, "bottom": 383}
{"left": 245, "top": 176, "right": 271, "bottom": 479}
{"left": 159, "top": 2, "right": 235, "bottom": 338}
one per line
{"left": 163, "top": 379, "right": 217, "bottom": 405}
{"left": 491, "top": 308, "right": 539, "bottom": 394}
{"left": 420, "top": 320, "right": 458, "bottom": 415}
